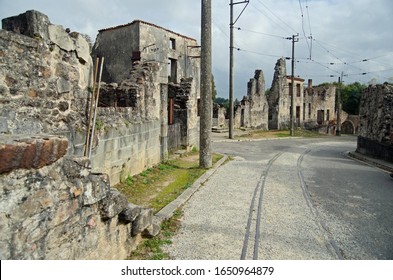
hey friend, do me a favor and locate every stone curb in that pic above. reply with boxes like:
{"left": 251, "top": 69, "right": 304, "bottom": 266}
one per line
{"left": 155, "top": 154, "right": 228, "bottom": 223}
{"left": 212, "top": 136, "right": 302, "bottom": 143}
{"left": 347, "top": 151, "right": 393, "bottom": 173}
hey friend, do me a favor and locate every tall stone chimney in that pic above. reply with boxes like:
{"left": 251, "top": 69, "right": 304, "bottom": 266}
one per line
{"left": 308, "top": 79, "right": 313, "bottom": 89}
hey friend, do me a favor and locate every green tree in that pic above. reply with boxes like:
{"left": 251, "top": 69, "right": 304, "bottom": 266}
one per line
{"left": 215, "top": 97, "right": 229, "bottom": 109}
{"left": 341, "top": 82, "right": 366, "bottom": 115}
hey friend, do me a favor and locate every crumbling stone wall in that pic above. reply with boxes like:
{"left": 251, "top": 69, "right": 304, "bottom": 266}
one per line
{"left": 0, "top": 10, "right": 92, "bottom": 143}
{"left": 234, "top": 70, "right": 269, "bottom": 129}
{"left": 268, "top": 58, "right": 289, "bottom": 130}
{"left": 212, "top": 103, "right": 226, "bottom": 128}
{"left": 92, "top": 19, "right": 201, "bottom": 153}
{"left": 0, "top": 135, "right": 158, "bottom": 260}
{"left": 78, "top": 61, "right": 164, "bottom": 184}
{"left": 0, "top": 10, "right": 161, "bottom": 260}
{"left": 357, "top": 84, "right": 393, "bottom": 162}
{"left": 267, "top": 58, "right": 336, "bottom": 130}
{"left": 304, "top": 84, "right": 336, "bottom": 129}
{"left": 0, "top": 9, "right": 175, "bottom": 184}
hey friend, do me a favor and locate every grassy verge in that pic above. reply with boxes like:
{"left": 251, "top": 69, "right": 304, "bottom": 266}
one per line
{"left": 237, "top": 129, "right": 324, "bottom": 139}
{"left": 116, "top": 151, "right": 223, "bottom": 213}
{"left": 128, "top": 209, "right": 183, "bottom": 260}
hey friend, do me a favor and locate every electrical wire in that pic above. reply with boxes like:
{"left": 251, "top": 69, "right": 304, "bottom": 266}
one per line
{"left": 235, "top": 26, "right": 288, "bottom": 40}
{"left": 251, "top": 0, "right": 298, "bottom": 35}
{"left": 236, "top": 47, "right": 286, "bottom": 59}
{"left": 299, "top": 0, "right": 311, "bottom": 59}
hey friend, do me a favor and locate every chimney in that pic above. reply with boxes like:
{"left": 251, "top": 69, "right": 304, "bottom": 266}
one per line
{"left": 308, "top": 79, "right": 313, "bottom": 89}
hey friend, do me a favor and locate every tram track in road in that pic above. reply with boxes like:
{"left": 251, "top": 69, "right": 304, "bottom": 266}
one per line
{"left": 240, "top": 152, "right": 282, "bottom": 260}
{"left": 241, "top": 148, "right": 344, "bottom": 260}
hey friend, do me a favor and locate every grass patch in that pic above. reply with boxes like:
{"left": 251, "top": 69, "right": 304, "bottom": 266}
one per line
{"left": 116, "top": 151, "right": 224, "bottom": 213}
{"left": 293, "top": 129, "right": 324, "bottom": 137}
{"left": 128, "top": 209, "right": 183, "bottom": 260}
{"left": 237, "top": 129, "right": 323, "bottom": 139}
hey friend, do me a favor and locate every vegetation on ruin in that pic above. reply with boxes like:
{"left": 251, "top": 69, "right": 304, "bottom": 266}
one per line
{"left": 116, "top": 151, "right": 223, "bottom": 213}
{"left": 121, "top": 151, "right": 225, "bottom": 260}
{"left": 128, "top": 209, "right": 183, "bottom": 260}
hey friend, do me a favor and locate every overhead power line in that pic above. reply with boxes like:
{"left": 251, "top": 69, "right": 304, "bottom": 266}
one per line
{"left": 252, "top": 0, "right": 298, "bottom": 34}
{"left": 236, "top": 47, "right": 287, "bottom": 59}
{"left": 299, "top": 0, "right": 311, "bottom": 59}
{"left": 235, "top": 26, "right": 288, "bottom": 39}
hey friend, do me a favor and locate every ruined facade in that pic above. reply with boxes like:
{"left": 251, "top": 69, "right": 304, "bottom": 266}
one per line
{"left": 234, "top": 70, "right": 269, "bottom": 129}
{"left": 93, "top": 20, "right": 200, "bottom": 87}
{"left": 304, "top": 80, "right": 336, "bottom": 129}
{"left": 92, "top": 19, "right": 201, "bottom": 156}
{"left": 267, "top": 58, "right": 336, "bottom": 130}
{"left": 267, "top": 58, "right": 292, "bottom": 130}
{"left": 357, "top": 84, "right": 393, "bottom": 162}
{"left": 0, "top": 10, "right": 92, "bottom": 138}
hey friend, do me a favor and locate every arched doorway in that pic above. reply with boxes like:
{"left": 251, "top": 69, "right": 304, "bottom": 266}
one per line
{"left": 341, "top": 120, "right": 355, "bottom": 134}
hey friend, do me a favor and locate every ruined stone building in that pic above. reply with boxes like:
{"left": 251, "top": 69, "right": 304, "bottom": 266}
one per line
{"left": 0, "top": 10, "right": 201, "bottom": 260}
{"left": 234, "top": 70, "right": 269, "bottom": 129}
{"left": 267, "top": 58, "right": 336, "bottom": 130}
{"left": 92, "top": 20, "right": 201, "bottom": 157}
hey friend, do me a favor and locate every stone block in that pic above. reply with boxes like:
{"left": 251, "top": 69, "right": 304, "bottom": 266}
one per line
{"left": 48, "top": 24, "right": 74, "bottom": 52}
{"left": 119, "top": 203, "right": 142, "bottom": 223}
{"left": 2, "top": 10, "right": 50, "bottom": 40}
{"left": 56, "top": 77, "right": 72, "bottom": 93}
{"left": 142, "top": 217, "right": 161, "bottom": 238}
{"left": 50, "top": 199, "right": 79, "bottom": 227}
{"left": 131, "top": 208, "right": 153, "bottom": 236}
{"left": 100, "top": 188, "right": 128, "bottom": 219}
{"left": 82, "top": 173, "right": 110, "bottom": 206}
{"left": 72, "top": 33, "right": 91, "bottom": 64}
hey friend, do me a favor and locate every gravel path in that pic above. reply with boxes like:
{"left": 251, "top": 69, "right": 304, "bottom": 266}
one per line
{"left": 164, "top": 147, "right": 337, "bottom": 259}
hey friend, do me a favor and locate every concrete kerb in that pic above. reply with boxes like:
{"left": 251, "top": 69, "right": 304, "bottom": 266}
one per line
{"left": 347, "top": 151, "right": 393, "bottom": 173}
{"left": 212, "top": 136, "right": 302, "bottom": 143}
{"left": 155, "top": 154, "right": 228, "bottom": 223}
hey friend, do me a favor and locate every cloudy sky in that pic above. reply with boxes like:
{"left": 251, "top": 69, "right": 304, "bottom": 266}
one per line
{"left": 1, "top": 0, "right": 392, "bottom": 99}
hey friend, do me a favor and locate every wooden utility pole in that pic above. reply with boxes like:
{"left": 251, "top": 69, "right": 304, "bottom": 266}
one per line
{"left": 289, "top": 34, "right": 299, "bottom": 136}
{"left": 200, "top": 0, "right": 212, "bottom": 168}
{"left": 336, "top": 72, "right": 343, "bottom": 136}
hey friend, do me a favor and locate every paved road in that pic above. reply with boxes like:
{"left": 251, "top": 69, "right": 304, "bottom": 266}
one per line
{"left": 164, "top": 136, "right": 393, "bottom": 259}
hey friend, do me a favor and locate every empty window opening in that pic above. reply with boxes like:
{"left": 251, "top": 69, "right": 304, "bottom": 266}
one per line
{"left": 317, "top": 110, "right": 325, "bottom": 125}
{"left": 168, "top": 59, "right": 178, "bottom": 83}
{"left": 326, "top": 109, "right": 330, "bottom": 121}
{"left": 296, "top": 106, "right": 301, "bottom": 126}
{"left": 296, "top": 84, "right": 301, "bottom": 97}
{"left": 168, "top": 97, "right": 174, "bottom": 125}
{"left": 308, "top": 103, "right": 311, "bottom": 118}
{"left": 303, "top": 103, "right": 306, "bottom": 120}
{"left": 169, "top": 38, "right": 176, "bottom": 50}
